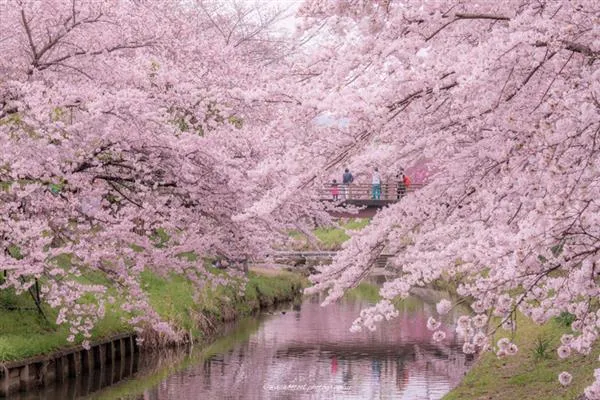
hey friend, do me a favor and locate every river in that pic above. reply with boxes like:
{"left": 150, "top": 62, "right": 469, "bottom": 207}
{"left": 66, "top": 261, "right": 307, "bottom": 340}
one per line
{"left": 23, "top": 292, "right": 471, "bottom": 400}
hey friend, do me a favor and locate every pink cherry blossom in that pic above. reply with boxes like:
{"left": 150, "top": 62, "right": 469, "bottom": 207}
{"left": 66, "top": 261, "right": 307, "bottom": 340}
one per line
{"left": 557, "top": 345, "right": 571, "bottom": 359}
{"left": 299, "top": 0, "right": 600, "bottom": 395}
{"left": 432, "top": 330, "right": 446, "bottom": 342}
{"left": 436, "top": 299, "right": 452, "bottom": 315}
{"left": 1, "top": 0, "right": 600, "bottom": 396}
{"left": 559, "top": 371, "right": 573, "bottom": 386}
{"left": 427, "top": 316, "right": 442, "bottom": 331}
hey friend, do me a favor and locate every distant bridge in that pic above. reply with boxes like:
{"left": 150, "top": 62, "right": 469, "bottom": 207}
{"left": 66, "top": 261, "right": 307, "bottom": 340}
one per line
{"left": 317, "top": 183, "right": 424, "bottom": 217}
{"left": 267, "top": 251, "right": 395, "bottom": 273}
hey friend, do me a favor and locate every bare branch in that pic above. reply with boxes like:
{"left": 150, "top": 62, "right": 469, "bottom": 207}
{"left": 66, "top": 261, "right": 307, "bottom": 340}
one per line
{"left": 37, "top": 41, "right": 154, "bottom": 71}
{"left": 535, "top": 40, "right": 599, "bottom": 59}
{"left": 495, "top": 65, "right": 514, "bottom": 107}
{"left": 532, "top": 51, "right": 574, "bottom": 112}
{"left": 20, "top": 8, "right": 38, "bottom": 62}
{"left": 454, "top": 13, "right": 511, "bottom": 20}
{"left": 505, "top": 50, "right": 557, "bottom": 102}
{"left": 426, "top": 13, "right": 510, "bottom": 42}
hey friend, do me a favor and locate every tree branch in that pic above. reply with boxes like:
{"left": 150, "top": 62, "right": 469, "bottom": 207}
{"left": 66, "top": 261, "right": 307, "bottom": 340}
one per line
{"left": 20, "top": 8, "right": 38, "bottom": 63}
{"left": 37, "top": 42, "right": 154, "bottom": 71}
{"left": 426, "top": 13, "right": 510, "bottom": 42}
{"left": 535, "top": 40, "right": 599, "bottom": 59}
{"left": 505, "top": 50, "right": 557, "bottom": 102}
{"left": 454, "top": 13, "right": 511, "bottom": 20}
{"left": 532, "top": 51, "right": 574, "bottom": 112}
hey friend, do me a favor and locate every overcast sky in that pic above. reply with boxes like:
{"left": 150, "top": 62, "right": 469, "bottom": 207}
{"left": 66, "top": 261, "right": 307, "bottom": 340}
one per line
{"left": 271, "top": 0, "right": 302, "bottom": 34}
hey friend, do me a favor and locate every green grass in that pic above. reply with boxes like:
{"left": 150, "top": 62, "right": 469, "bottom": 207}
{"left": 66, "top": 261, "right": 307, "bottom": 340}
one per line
{"left": 140, "top": 269, "right": 203, "bottom": 335}
{"left": 0, "top": 285, "right": 130, "bottom": 361}
{"left": 0, "top": 269, "right": 304, "bottom": 362}
{"left": 290, "top": 218, "right": 370, "bottom": 250}
{"left": 443, "top": 312, "right": 600, "bottom": 400}
{"left": 243, "top": 271, "right": 306, "bottom": 309}
{"left": 313, "top": 226, "right": 351, "bottom": 248}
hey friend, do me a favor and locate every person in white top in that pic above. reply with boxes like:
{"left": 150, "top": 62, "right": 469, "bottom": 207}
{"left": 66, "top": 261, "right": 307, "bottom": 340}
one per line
{"left": 371, "top": 167, "right": 381, "bottom": 199}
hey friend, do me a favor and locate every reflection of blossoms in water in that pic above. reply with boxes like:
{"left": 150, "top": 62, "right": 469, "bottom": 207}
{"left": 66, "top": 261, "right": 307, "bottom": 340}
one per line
{"left": 116, "top": 296, "right": 478, "bottom": 400}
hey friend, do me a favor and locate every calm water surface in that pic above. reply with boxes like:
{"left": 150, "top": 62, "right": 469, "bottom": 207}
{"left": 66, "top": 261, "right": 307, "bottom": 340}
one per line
{"left": 26, "top": 293, "right": 472, "bottom": 400}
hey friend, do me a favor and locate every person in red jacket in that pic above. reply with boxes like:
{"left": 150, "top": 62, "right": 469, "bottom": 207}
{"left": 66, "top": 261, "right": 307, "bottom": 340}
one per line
{"left": 396, "top": 170, "right": 411, "bottom": 199}
{"left": 403, "top": 173, "right": 411, "bottom": 189}
{"left": 330, "top": 179, "right": 340, "bottom": 201}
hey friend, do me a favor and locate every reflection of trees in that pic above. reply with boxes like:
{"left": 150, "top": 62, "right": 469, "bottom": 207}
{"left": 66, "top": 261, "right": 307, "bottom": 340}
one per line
{"left": 268, "top": 343, "right": 469, "bottom": 392}
{"left": 27, "top": 297, "right": 470, "bottom": 399}
{"left": 141, "top": 297, "right": 471, "bottom": 399}
{"left": 259, "top": 299, "right": 458, "bottom": 346}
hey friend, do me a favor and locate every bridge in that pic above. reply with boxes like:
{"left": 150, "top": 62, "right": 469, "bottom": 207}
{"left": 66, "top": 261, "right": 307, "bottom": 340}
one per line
{"left": 316, "top": 183, "right": 424, "bottom": 217}
{"left": 269, "top": 251, "right": 391, "bottom": 264}
{"left": 265, "top": 251, "right": 396, "bottom": 275}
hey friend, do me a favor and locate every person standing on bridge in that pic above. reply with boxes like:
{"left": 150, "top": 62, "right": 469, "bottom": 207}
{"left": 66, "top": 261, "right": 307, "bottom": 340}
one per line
{"left": 403, "top": 172, "right": 411, "bottom": 191}
{"left": 396, "top": 170, "right": 406, "bottom": 199}
{"left": 371, "top": 167, "right": 381, "bottom": 200}
{"left": 342, "top": 168, "right": 354, "bottom": 199}
{"left": 330, "top": 179, "right": 340, "bottom": 201}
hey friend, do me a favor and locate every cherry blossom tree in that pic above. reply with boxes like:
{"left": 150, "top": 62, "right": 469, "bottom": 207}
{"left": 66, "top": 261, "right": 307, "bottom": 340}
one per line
{"left": 274, "top": 0, "right": 600, "bottom": 396}
{"left": 3, "top": 0, "right": 600, "bottom": 395}
{"left": 0, "top": 0, "right": 317, "bottom": 346}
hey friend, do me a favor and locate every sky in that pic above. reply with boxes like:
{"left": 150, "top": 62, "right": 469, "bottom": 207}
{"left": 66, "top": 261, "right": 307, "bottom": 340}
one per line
{"left": 248, "top": 0, "right": 303, "bottom": 34}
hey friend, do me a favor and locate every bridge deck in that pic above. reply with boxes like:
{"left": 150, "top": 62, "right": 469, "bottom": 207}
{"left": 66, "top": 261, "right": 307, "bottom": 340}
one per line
{"left": 317, "top": 183, "right": 424, "bottom": 207}
{"left": 335, "top": 199, "right": 397, "bottom": 207}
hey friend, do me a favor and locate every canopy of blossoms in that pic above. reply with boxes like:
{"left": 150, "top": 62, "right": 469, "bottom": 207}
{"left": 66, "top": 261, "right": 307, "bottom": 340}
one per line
{"left": 1, "top": 0, "right": 599, "bottom": 396}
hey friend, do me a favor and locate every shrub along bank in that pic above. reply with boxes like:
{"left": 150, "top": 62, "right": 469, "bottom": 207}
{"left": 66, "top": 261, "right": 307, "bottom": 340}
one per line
{"left": 0, "top": 269, "right": 305, "bottom": 362}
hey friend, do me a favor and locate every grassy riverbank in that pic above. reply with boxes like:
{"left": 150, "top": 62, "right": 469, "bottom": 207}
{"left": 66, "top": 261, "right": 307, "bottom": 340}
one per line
{"left": 0, "top": 269, "right": 305, "bottom": 362}
{"left": 433, "top": 277, "right": 599, "bottom": 399}
{"left": 289, "top": 218, "right": 370, "bottom": 250}
{"left": 444, "top": 312, "right": 599, "bottom": 400}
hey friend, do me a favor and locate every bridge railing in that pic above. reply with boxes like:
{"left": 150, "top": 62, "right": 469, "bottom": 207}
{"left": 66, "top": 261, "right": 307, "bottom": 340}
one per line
{"left": 316, "top": 183, "right": 425, "bottom": 201}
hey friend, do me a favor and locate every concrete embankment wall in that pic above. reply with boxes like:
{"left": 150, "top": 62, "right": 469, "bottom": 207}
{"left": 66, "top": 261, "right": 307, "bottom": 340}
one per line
{"left": 0, "top": 271, "right": 306, "bottom": 398}
{"left": 1, "top": 333, "right": 138, "bottom": 398}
